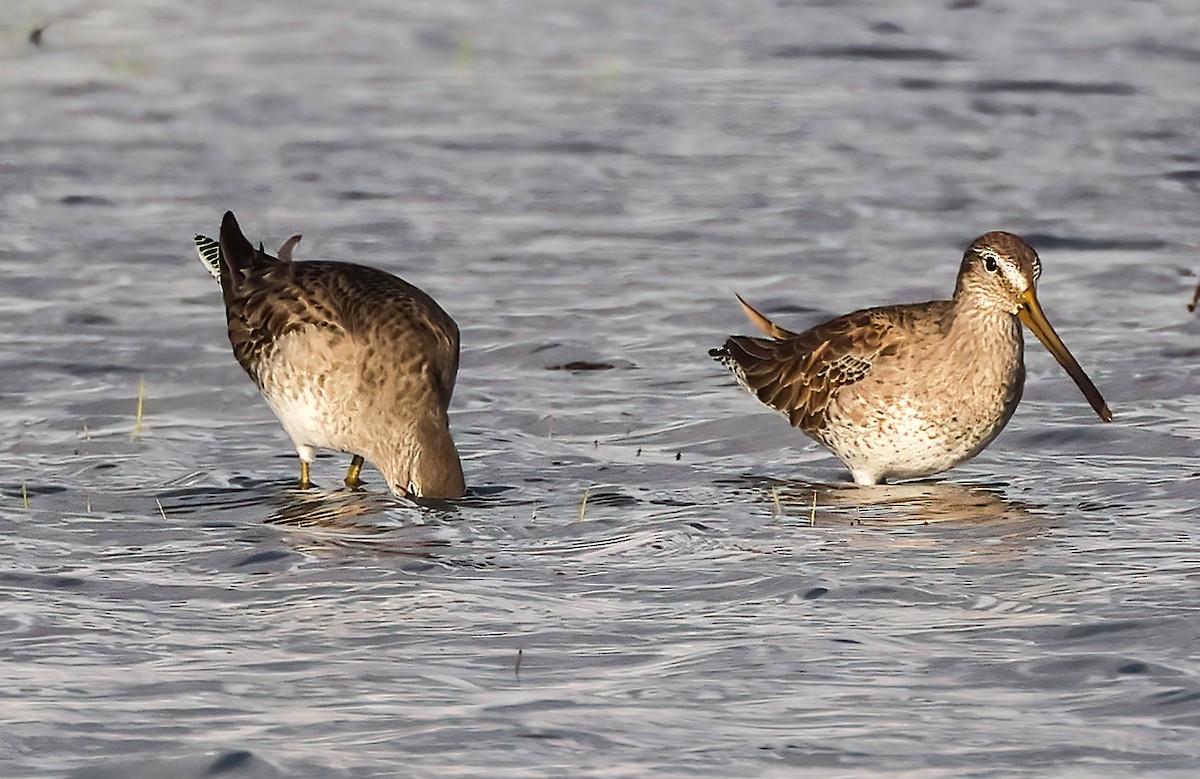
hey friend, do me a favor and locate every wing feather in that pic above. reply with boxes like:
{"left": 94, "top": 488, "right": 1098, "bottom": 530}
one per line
{"left": 712, "top": 299, "right": 942, "bottom": 433}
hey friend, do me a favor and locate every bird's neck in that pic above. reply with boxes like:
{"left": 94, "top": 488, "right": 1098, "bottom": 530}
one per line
{"left": 945, "top": 300, "right": 1025, "bottom": 367}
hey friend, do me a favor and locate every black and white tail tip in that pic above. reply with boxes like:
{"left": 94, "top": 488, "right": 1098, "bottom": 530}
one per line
{"left": 194, "top": 234, "right": 221, "bottom": 281}
{"left": 709, "top": 344, "right": 752, "bottom": 393}
{"left": 194, "top": 231, "right": 303, "bottom": 284}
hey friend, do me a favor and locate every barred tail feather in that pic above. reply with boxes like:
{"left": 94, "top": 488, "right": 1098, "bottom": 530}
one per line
{"left": 194, "top": 234, "right": 222, "bottom": 282}
{"left": 709, "top": 339, "right": 757, "bottom": 396}
{"left": 711, "top": 336, "right": 810, "bottom": 427}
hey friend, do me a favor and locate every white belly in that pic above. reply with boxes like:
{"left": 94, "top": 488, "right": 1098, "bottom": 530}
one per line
{"left": 255, "top": 329, "right": 362, "bottom": 462}
{"left": 820, "top": 382, "right": 1020, "bottom": 486}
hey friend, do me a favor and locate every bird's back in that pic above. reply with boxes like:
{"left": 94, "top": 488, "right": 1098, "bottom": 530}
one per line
{"left": 222, "top": 258, "right": 460, "bottom": 406}
{"left": 715, "top": 298, "right": 956, "bottom": 434}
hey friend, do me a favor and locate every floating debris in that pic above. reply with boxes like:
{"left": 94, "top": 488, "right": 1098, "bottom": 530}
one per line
{"left": 546, "top": 361, "right": 616, "bottom": 371}
{"left": 577, "top": 486, "right": 590, "bottom": 521}
{"left": 131, "top": 376, "right": 146, "bottom": 440}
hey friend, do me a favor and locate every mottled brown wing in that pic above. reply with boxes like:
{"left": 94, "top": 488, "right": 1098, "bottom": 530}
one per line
{"left": 216, "top": 211, "right": 459, "bottom": 397}
{"left": 222, "top": 259, "right": 337, "bottom": 385}
{"left": 224, "top": 260, "right": 460, "bottom": 399}
{"left": 713, "top": 305, "right": 906, "bottom": 432}
{"left": 300, "top": 261, "right": 461, "bottom": 399}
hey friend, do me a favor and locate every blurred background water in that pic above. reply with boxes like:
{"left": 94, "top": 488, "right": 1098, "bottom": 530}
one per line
{"left": 1, "top": 0, "right": 1199, "bottom": 776}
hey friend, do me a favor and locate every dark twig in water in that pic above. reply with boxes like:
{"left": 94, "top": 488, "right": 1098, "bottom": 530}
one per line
{"left": 1188, "top": 277, "right": 1200, "bottom": 312}
{"left": 515, "top": 648, "right": 523, "bottom": 679}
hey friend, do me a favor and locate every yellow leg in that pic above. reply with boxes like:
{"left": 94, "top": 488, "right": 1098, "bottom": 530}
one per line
{"left": 299, "top": 460, "right": 311, "bottom": 489}
{"left": 344, "top": 455, "right": 365, "bottom": 489}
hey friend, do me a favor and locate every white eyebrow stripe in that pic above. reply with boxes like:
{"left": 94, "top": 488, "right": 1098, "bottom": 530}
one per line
{"left": 974, "top": 245, "right": 1039, "bottom": 287}
{"left": 973, "top": 247, "right": 1005, "bottom": 266}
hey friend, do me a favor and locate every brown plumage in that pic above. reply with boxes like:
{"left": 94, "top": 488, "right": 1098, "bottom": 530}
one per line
{"left": 201, "top": 211, "right": 465, "bottom": 499}
{"left": 711, "top": 231, "right": 1111, "bottom": 485}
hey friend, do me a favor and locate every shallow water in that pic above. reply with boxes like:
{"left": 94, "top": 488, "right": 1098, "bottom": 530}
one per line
{"left": 2, "top": 0, "right": 1199, "bottom": 776}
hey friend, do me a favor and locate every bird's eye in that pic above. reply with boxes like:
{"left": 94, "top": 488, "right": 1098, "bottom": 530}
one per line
{"left": 983, "top": 256, "right": 998, "bottom": 273}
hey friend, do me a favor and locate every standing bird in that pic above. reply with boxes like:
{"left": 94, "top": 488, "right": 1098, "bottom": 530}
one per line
{"left": 195, "top": 211, "right": 466, "bottom": 499}
{"left": 710, "top": 232, "right": 1111, "bottom": 485}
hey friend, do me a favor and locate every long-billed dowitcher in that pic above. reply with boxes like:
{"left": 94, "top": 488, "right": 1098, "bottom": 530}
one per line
{"left": 195, "top": 211, "right": 466, "bottom": 499}
{"left": 711, "top": 232, "right": 1111, "bottom": 485}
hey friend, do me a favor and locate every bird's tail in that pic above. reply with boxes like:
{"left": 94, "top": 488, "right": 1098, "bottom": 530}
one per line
{"left": 710, "top": 292, "right": 796, "bottom": 393}
{"left": 195, "top": 222, "right": 301, "bottom": 286}
{"left": 193, "top": 234, "right": 221, "bottom": 282}
{"left": 218, "top": 210, "right": 261, "bottom": 281}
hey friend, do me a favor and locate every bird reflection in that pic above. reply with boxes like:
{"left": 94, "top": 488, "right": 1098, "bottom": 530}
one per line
{"left": 264, "top": 487, "right": 460, "bottom": 558}
{"left": 773, "top": 480, "right": 1040, "bottom": 526}
{"left": 714, "top": 474, "right": 1044, "bottom": 529}
{"left": 729, "top": 478, "right": 1051, "bottom": 561}
{"left": 156, "top": 474, "right": 524, "bottom": 561}
{"left": 271, "top": 487, "right": 421, "bottom": 527}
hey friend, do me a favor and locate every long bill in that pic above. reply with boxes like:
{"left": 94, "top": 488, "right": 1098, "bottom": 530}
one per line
{"left": 1017, "top": 289, "right": 1112, "bottom": 422}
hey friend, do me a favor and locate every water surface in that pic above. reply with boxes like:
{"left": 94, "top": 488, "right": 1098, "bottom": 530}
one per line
{"left": 2, "top": 0, "right": 1199, "bottom": 776}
